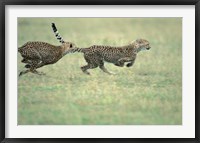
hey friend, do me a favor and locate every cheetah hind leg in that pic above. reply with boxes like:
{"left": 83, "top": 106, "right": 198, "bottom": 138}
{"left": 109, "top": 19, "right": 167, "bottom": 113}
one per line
{"left": 114, "top": 61, "right": 125, "bottom": 67}
{"left": 81, "top": 64, "right": 99, "bottom": 75}
{"left": 81, "top": 65, "right": 91, "bottom": 75}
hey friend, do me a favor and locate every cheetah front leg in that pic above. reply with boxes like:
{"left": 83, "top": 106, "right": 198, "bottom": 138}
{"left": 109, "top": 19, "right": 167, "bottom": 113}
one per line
{"left": 31, "top": 70, "right": 45, "bottom": 75}
{"left": 19, "top": 60, "right": 45, "bottom": 76}
{"left": 19, "top": 68, "right": 44, "bottom": 77}
{"left": 99, "top": 61, "right": 115, "bottom": 75}
{"left": 34, "top": 62, "right": 47, "bottom": 75}
{"left": 19, "top": 69, "right": 30, "bottom": 76}
{"left": 99, "top": 65, "right": 116, "bottom": 75}
{"left": 28, "top": 60, "right": 46, "bottom": 75}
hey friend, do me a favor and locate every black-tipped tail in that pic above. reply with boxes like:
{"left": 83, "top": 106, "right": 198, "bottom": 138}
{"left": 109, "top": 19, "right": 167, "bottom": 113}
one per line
{"left": 51, "top": 23, "right": 65, "bottom": 44}
{"left": 52, "top": 23, "right": 57, "bottom": 33}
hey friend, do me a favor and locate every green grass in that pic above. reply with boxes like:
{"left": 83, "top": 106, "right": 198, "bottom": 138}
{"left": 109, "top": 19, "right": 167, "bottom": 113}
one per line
{"left": 18, "top": 18, "right": 182, "bottom": 125}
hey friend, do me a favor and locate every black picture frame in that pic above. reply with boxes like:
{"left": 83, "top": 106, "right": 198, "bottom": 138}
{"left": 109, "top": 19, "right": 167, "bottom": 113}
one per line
{"left": 1, "top": 0, "right": 199, "bottom": 143}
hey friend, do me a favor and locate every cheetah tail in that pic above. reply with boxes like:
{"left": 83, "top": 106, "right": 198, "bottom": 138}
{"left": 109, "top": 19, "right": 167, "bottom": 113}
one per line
{"left": 62, "top": 47, "right": 85, "bottom": 56}
{"left": 51, "top": 23, "right": 65, "bottom": 44}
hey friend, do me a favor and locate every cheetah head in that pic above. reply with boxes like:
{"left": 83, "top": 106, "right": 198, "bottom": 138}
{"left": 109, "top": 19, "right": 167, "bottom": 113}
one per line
{"left": 61, "top": 41, "right": 77, "bottom": 56}
{"left": 62, "top": 41, "right": 77, "bottom": 50}
{"left": 133, "top": 39, "right": 151, "bottom": 52}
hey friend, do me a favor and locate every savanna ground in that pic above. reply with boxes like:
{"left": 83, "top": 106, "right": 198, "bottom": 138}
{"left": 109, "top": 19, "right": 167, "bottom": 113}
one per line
{"left": 18, "top": 18, "right": 182, "bottom": 125}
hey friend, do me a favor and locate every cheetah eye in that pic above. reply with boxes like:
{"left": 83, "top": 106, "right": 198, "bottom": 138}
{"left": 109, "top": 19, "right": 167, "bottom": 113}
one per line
{"left": 70, "top": 44, "right": 73, "bottom": 48}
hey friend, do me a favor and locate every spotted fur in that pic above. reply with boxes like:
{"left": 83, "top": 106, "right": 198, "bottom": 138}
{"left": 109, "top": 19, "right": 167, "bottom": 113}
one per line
{"left": 66, "top": 39, "right": 151, "bottom": 75}
{"left": 18, "top": 41, "right": 76, "bottom": 76}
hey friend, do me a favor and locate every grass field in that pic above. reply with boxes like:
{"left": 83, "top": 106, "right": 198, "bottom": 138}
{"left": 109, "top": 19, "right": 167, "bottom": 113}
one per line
{"left": 18, "top": 18, "right": 182, "bottom": 125}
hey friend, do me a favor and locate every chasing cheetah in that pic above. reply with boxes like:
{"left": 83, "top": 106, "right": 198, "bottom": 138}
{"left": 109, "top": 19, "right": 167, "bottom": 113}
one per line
{"left": 18, "top": 24, "right": 76, "bottom": 76}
